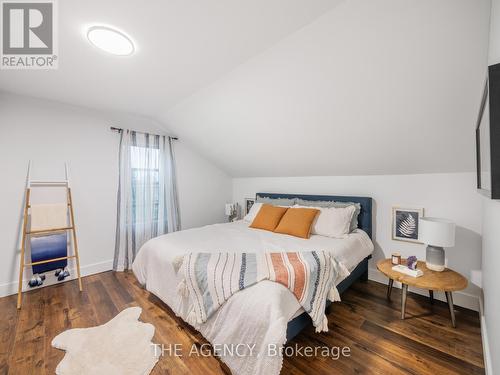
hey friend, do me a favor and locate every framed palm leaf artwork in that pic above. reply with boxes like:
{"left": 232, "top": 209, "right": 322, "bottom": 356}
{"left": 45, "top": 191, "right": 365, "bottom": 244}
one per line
{"left": 392, "top": 207, "right": 424, "bottom": 243}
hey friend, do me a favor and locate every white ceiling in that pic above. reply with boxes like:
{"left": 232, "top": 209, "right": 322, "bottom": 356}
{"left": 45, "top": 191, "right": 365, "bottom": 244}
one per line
{"left": 163, "top": 0, "right": 491, "bottom": 177}
{"left": 0, "top": 0, "right": 491, "bottom": 177}
{"left": 0, "top": 0, "right": 338, "bottom": 116}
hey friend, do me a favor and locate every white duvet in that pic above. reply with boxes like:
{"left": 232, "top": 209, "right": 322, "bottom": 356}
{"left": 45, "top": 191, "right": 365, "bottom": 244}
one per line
{"left": 132, "top": 220, "right": 373, "bottom": 375}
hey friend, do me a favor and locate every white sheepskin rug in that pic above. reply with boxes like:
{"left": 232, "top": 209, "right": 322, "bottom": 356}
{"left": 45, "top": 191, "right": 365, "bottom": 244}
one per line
{"left": 52, "top": 307, "right": 160, "bottom": 375}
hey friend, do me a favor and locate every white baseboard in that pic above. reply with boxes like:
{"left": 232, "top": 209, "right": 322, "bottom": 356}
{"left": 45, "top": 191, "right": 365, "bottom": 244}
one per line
{"left": 0, "top": 262, "right": 481, "bottom": 309}
{"left": 0, "top": 259, "right": 113, "bottom": 298}
{"left": 368, "top": 267, "right": 479, "bottom": 312}
{"left": 479, "top": 292, "right": 493, "bottom": 375}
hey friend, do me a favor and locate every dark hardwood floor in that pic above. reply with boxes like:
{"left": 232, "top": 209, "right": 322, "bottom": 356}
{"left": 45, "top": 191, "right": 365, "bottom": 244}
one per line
{"left": 0, "top": 271, "right": 484, "bottom": 374}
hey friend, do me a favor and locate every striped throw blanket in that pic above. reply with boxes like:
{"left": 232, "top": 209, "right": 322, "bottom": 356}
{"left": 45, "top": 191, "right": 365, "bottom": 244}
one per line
{"left": 176, "top": 251, "right": 349, "bottom": 332}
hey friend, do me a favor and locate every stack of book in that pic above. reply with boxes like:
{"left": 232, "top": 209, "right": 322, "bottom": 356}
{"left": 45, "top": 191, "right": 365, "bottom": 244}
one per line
{"left": 391, "top": 264, "right": 423, "bottom": 277}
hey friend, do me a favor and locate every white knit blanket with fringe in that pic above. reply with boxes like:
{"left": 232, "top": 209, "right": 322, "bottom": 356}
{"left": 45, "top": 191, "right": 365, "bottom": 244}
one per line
{"left": 176, "top": 250, "right": 349, "bottom": 333}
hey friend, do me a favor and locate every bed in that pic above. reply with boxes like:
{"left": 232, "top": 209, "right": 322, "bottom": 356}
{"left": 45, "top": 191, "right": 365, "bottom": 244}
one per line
{"left": 132, "top": 193, "right": 373, "bottom": 375}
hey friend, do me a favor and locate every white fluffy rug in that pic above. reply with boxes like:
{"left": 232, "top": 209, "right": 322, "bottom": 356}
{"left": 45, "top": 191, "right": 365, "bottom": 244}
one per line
{"left": 52, "top": 307, "right": 160, "bottom": 375}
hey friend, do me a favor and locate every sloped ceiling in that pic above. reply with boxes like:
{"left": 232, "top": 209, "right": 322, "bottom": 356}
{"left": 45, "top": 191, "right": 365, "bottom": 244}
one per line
{"left": 162, "top": 0, "right": 491, "bottom": 177}
{"left": 0, "top": 0, "right": 492, "bottom": 177}
{"left": 0, "top": 0, "right": 339, "bottom": 115}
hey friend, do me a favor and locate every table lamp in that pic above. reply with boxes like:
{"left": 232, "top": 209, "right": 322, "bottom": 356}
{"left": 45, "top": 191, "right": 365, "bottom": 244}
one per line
{"left": 419, "top": 217, "right": 455, "bottom": 272}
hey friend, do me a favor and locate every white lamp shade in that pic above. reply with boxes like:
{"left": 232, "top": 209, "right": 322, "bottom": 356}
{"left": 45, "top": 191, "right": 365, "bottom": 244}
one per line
{"left": 419, "top": 217, "right": 455, "bottom": 247}
{"left": 225, "top": 203, "right": 234, "bottom": 216}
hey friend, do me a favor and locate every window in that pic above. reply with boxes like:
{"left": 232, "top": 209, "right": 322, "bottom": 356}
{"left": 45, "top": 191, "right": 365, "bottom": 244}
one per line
{"left": 130, "top": 145, "right": 160, "bottom": 228}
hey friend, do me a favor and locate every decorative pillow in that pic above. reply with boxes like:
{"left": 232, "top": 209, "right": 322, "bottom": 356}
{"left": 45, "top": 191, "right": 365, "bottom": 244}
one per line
{"left": 295, "top": 198, "right": 338, "bottom": 208}
{"left": 255, "top": 196, "right": 296, "bottom": 206}
{"left": 295, "top": 198, "right": 361, "bottom": 232}
{"left": 243, "top": 202, "right": 263, "bottom": 222}
{"left": 333, "top": 202, "right": 361, "bottom": 232}
{"left": 249, "top": 204, "right": 289, "bottom": 231}
{"left": 273, "top": 207, "right": 320, "bottom": 239}
{"left": 294, "top": 204, "right": 356, "bottom": 238}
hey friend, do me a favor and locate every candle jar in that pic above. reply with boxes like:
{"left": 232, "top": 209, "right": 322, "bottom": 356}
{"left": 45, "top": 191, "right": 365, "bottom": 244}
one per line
{"left": 391, "top": 252, "right": 401, "bottom": 265}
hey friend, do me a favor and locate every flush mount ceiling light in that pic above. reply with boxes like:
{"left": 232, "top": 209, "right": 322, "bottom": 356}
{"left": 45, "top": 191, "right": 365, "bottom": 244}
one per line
{"left": 87, "top": 26, "right": 135, "bottom": 56}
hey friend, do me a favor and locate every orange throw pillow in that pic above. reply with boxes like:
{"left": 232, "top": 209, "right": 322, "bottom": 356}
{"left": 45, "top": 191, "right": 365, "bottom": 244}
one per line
{"left": 274, "top": 207, "right": 320, "bottom": 239}
{"left": 249, "top": 204, "right": 289, "bottom": 232}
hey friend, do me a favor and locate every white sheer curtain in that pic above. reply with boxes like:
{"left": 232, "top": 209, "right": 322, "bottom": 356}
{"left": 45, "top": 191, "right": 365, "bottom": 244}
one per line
{"left": 114, "top": 130, "right": 180, "bottom": 271}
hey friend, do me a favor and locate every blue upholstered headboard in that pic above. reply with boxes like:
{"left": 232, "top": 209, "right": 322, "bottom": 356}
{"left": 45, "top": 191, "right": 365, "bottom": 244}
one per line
{"left": 255, "top": 193, "right": 373, "bottom": 239}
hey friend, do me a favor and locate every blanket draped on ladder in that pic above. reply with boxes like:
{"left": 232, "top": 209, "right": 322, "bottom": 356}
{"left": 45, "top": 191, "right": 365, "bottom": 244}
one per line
{"left": 175, "top": 251, "right": 350, "bottom": 332}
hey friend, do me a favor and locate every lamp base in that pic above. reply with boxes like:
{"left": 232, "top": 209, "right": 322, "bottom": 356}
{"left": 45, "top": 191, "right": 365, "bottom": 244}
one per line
{"left": 426, "top": 245, "right": 445, "bottom": 272}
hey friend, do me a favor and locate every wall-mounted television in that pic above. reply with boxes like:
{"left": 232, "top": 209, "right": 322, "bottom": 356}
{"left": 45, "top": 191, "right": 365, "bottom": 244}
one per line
{"left": 476, "top": 63, "right": 500, "bottom": 199}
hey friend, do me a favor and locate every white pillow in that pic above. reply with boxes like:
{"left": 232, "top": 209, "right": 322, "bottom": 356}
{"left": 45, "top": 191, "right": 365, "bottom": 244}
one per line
{"left": 294, "top": 204, "right": 356, "bottom": 238}
{"left": 243, "top": 202, "right": 263, "bottom": 222}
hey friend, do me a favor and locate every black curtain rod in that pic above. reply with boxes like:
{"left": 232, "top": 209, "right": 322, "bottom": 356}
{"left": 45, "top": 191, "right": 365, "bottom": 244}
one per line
{"left": 110, "top": 126, "right": 179, "bottom": 140}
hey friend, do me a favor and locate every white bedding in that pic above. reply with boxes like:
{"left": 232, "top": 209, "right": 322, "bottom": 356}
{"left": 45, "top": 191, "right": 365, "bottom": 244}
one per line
{"left": 132, "top": 220, "right": 373, "bottom": 375}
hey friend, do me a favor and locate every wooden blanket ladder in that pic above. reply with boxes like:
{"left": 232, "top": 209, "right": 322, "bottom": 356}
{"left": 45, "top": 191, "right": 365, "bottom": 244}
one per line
{"left": 17, "top": 162, "right": 82, "bottom": 309}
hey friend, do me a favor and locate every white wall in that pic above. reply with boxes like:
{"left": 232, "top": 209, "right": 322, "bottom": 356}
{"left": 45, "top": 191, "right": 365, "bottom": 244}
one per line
{"left": 175, "top": 141, "right": 233, "bottom": 229}
{"left": 481, "top": 0, "right": 500, "bottom": 372}
{"left": 233, "top": 173, "right": 482, "bottom": 310}
{"left": 490, "top": 0, "right": 500, "bottom": 66}
{"left": 164, "top": 0, "right": 490, "bottom": 178}
{"left": 0, "top": 92, "right": 231, "bottom": 296}
{"left": 481, "top": 198, "right": 499, "bottom": 374}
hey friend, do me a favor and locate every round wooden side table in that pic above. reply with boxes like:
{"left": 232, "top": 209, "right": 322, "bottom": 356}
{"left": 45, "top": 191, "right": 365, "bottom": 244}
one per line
{"left": 376, "top": 259, "right": 468, "bottom": 327}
